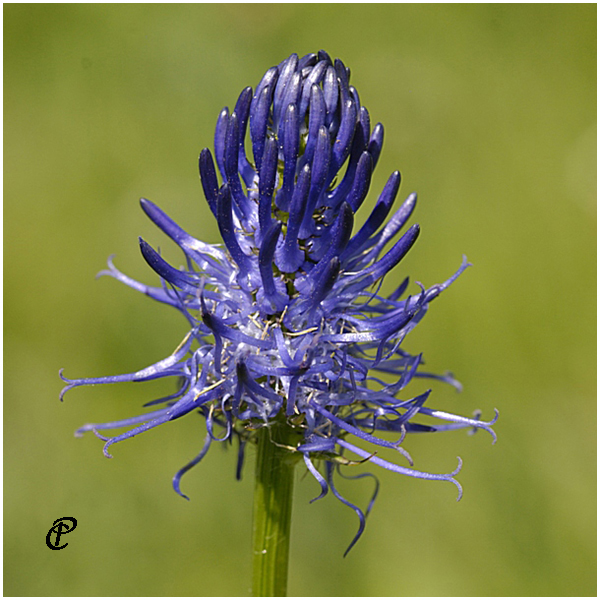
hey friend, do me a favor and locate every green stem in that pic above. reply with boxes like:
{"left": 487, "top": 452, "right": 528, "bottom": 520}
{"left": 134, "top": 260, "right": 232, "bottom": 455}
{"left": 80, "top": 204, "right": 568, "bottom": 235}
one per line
{"left": 252, "top": 423, "right": 299, "bottom": 597}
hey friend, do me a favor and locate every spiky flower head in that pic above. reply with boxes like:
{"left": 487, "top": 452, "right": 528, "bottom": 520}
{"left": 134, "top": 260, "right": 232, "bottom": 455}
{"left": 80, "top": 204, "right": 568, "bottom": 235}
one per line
{"left": 61, "top": 51, "right": 496, "bottom": 553}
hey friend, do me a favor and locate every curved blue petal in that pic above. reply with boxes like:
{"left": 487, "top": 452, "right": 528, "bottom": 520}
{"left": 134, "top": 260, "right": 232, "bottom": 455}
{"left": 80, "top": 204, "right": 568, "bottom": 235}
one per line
{"left": 303, "top": 454, "right": 329, "bottom": 502}
{"left": 172, "top": 433, "right": 212, "bottom": 500}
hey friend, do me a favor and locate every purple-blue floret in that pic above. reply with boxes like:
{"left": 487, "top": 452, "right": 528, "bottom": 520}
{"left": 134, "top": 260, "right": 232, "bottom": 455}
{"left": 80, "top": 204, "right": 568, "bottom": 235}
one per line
{"left": 61, "top": 51, "right": 497, "bottom": 554}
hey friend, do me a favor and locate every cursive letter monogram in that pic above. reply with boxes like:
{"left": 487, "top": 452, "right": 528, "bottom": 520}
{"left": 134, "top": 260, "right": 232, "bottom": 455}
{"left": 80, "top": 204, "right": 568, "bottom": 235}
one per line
{"left": 46, "top": 517, "right": 77, "bottom": 550}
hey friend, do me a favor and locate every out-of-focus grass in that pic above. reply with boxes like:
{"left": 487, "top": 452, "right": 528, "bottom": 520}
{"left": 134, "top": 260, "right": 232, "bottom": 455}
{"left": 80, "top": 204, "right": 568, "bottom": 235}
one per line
{"left": 5, "top": 4, "right": 595, "bottom": 596}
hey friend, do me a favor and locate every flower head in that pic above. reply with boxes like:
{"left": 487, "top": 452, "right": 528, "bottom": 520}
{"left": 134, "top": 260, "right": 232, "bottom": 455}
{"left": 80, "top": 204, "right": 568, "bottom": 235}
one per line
{"left": 61, "top": 51, "right": 496, "bottom": 554}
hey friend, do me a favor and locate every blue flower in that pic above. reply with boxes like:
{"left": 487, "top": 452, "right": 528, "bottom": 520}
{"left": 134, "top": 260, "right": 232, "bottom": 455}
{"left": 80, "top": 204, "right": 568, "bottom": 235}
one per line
{"left": 61, "top": 51, "right": 496, "bottom": 554}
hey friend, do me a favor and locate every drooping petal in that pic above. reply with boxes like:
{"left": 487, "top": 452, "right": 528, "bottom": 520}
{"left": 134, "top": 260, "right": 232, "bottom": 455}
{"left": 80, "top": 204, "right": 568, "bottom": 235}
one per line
{"left": 337, "top": 438, "right": 463, "bottom": 500}
{"left": 172, "top": 433, "right": 212, "bottom": 500}
{"left": 303, "top": 454, "right": 329, "bottom": 502}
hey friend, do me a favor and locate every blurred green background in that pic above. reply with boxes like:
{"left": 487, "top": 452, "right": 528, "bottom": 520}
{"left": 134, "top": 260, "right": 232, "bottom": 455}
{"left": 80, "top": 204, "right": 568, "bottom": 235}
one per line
{"left": 5, "top": 4, "right": 596, "bottom": 597}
